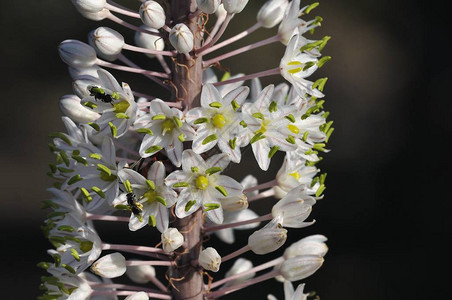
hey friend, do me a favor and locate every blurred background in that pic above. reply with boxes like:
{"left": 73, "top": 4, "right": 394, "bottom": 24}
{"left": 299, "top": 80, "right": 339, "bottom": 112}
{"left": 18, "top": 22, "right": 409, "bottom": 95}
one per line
{"left": 0, "top": 0, "right": 450, "bottom": 299}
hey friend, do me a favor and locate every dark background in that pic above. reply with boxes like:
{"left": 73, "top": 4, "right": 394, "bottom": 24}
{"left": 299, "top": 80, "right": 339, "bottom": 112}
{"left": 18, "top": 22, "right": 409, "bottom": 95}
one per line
{"left": 0, "top": 0, "right": 450, "bottom": 299}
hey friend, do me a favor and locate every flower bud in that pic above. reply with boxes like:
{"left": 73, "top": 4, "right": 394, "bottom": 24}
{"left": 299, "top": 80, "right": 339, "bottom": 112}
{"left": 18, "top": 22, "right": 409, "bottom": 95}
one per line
{"left": 271, "top": 185, "right": 316, "bottom": 228}
{"left": 197, "top": 0, "right": 221, "bottom": 14}
{"left": 91, "top": 252, "right": 127, "bottom": 278}
{"left": 169, "top": 23, "right": 194, "bottom": 54}
{"left": 161, "top": 228, "right": 184, "bottom": 253}
{"left": 125, "top": 292, "right": 149, "bottom": 300}
{"left": 199, "top": 247, "right": 221, "bottom": 272}
{"left": 222, "top": 0, "right": 249, "bottom": 14}
{"left": 139, "top": 1, "right": 166, "bottom": 29}
{"left": 59, "top": 94, "right": 100, "bottom": 123}
{"left": 134, "top": 26, "right": 165, "bottom": 58}
{"left": 59, "top": 40, "right": 97, "bottom": 68}
{"left": 248, "top": 216, "right": 287, "bottom": 255}
{"left": 72, "top": 0, "right": 106, "bottom": 13}
{"left": 257, "top": 0, "right": 289, "bottom": 28}
{"left": 215, "top": 4, "right": 227, "bottom": 19}
{"left": 222, "top": 194, "right": 248, "bottom": 211}
{"left": 89, "top": 27, "right": 124, "bottom": 58}
{"left": 126, "top": 264, "right": 156, "bottom": 284}
{"left": 224, "top": 258, "right": 254, "bottom": 286}
{"left": 76, "top": 7, "right": 109, "bottom": 21}
{"left": 284, "top": 235, "right": 328, "bottom": 260}
{"left": 279, "top": 255, "right": 324, "bottom": 281}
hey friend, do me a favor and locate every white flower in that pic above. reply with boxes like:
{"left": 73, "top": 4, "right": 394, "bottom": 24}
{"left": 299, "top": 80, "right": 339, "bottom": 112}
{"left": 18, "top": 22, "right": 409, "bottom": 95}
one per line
{"left": 280, "top": 33, "right": 323, "bottom": 98}
{"left": 126, "top": 264, "right": 156, "bottom": 284}
{"left": 278, "top": 0, "right": 321, "bottom": 45}
{"left": 59, "top": 40, "right": 97, "bottom": 68}
{"left": 79, "top": 272, "right": 116, "bottom": 300}
{"left": 161, "top": 228, "right": 184, "bottom": 253}
{"left": 67, "top": 137, "right": 120, "bottom": 213}
{"left": 222, "top": 0, "right": 249, "bottom": 14}
{"left": 91, "top": 252, "right": 126, "bottom": 278}
{"left": 272, "top": 185, "right": 316, "bottom": 228}
{"left": 114, "top": 161, "right": 177, "bottom": 232}
{"left": 279, "top": 255, "right": 324, "bottom": 282}
{"left": 274, "top": 157, "right": 319, "bottom": 198}
{"left": 267, "top": 281, "right": 309, "bottom": 300}
{"left": 89, "top": 27, "right": 124, "bottom": 60}
{"left": 241, "top": 85, "right": 297, "bottom": 170}
{"left": 139, "top": 1, "right": 166, "bottom": 29}
{"left": 284, "top": 235, "right": 328, "bottom": 259}
{"left": 135, "top": 26, "right": 165, "bottom": 58}
{"left": 165, "top": 150, "right": 244, "bottom": 224}
{"left": 186, "top": 83, "right": 249, "bottom": 163}
{"left": 169, "top": 23, "right": 194, "bottom": 54}
{"left": 135, "top": 99, "right": 195, "bottom": 167}
{"left": 248, "top": 216, "right": 287, "bottom": 254}
{"left": 197, "top": 0, "right": 221, "bottom": 14}
{"left": 42, "top": 267, "right": 93, "bottom": 299}
{"left": 83, "top": 70, "right": 138, "bottom": 140}
{"left": 125, "top": 292, "right": 149, "bottom": 300}
{"left": 257, "top": 0, "right": 289, "bottom": 28}
{"left": 199, "top": 247, "right": 221, "bottom": 272}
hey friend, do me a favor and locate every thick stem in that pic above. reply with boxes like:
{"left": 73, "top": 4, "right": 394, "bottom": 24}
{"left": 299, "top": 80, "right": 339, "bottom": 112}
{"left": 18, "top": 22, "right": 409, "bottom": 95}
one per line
{"left": 169, "top": 209, "right": 204, "bottom": 300}
{"left": 170, "top": 0, "right": 203, "bottom": 110}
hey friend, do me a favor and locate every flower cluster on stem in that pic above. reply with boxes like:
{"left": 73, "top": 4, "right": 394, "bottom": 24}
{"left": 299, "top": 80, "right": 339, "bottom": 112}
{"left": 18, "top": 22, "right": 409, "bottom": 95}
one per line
{"left": 40, "top": 0, "right": 333, "bottom": 299}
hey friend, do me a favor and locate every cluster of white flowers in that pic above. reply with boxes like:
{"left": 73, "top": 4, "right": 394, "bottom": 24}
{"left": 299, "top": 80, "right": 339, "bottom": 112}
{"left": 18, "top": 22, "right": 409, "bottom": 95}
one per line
{"left": 40, "top": 0, "right": 333, "bottom": 299}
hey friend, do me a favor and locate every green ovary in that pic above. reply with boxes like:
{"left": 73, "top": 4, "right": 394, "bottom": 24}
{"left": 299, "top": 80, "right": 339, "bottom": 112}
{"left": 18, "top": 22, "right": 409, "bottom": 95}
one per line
{"left": 142, "top": 190, "right": 158, "bottom": 204}
{"left": 212, "top": 113, "right": 226, "bottom": 128}
{"left": 195, "top": 175, "right": 209, "bottom": 190}
{"left": 113, "top": 100, "right": 130, "bottom": 113}
{"left": 100, "top": 173, "right": 117, "bottom": 182}
{"left": 161, "top": 119, "right": 176, "bottom": 134}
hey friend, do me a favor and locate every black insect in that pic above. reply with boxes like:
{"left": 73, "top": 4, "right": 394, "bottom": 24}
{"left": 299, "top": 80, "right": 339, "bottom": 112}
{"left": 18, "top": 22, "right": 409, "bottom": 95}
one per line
{"left": 126, "top": 192, "right": 142, "bottom": 215}
{"left": 88, "top": 86, "right": 119, "bottom": 104}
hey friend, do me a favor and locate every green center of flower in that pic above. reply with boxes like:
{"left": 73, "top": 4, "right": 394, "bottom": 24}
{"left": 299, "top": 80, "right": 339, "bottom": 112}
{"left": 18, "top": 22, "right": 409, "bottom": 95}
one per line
{"left": 113, "top": 100, "right": 130, "bottom": 113}
{"left": 289, "top": 171, "right": 300, "bottom": 180}
{"left": 161, "top": 118, "right": 176, "bottom": 134}
{"left": 287, "top": 124, "right": 299, "bottom": 134}
{"left": 142, "top": 189, "right": 158, "bottom": 204}
{"left": 212, "top": 113, "right": 226, "bottom": 128}
{"left": 195, "top": 175, "right": 209, "bottom": 190}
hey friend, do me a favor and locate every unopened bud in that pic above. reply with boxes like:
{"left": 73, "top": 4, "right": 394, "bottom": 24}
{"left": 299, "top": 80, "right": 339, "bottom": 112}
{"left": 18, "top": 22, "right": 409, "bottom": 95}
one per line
{"left": 134, "top": 26, "right": 165, "bottom": 58}
{"left": 161, "top": 228, "right": 184, "bottom": 253}
{"left": 248, "top": 216, "right": 287, "bottom": 254}
{"left": 126, "top": 264, "right": 156, "bottom": 284}
{"left": 125, "top": 292, "right": 149, "bottom": 300}
{"left": 76, "top": 7, "right": 109, "bottom": 21}
{"left": 257, "top": 0, "right": 289, "bottom": 28}
{"left": 222, "top": 0, "right": 249, "bottom": 14}
{"left": 284, "top": 235, "right": 328, "bottom": 260}
{"left": 59, "top": 40, "right": 97, "bottom": 68}
{"left": 72, "top": 0, "right": 106, "bottom": 13}
{"left": 139, "top": 1, "right": 166, "bottom": 29}
{"left": 169, "top": 24, "right": 194, "bottom": 54}
{"left": 279, "top": 255, "right": 324, "bottom": 281}
{"left": 271, "top": 185, "right": 316, "bottom": 228}
{"left": 197, "top": 0, "right": 221, "bottom": 14}
{"left": 91, "top": 252, "right": 126, "bottom": 278}
{"left": 89, "top": 27, "right": 124, "bottom": 59}
{"left": 222, "top": 194, "right": 248, "bottom": 211}
{"left": 59, "top": 94, "right": 100, "bottom": 123}
{"left": 199, "top": 247, "right": 221, "bottom": 272}
{"left": 216, "top": 4, "right": 227, "bottom": 19}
